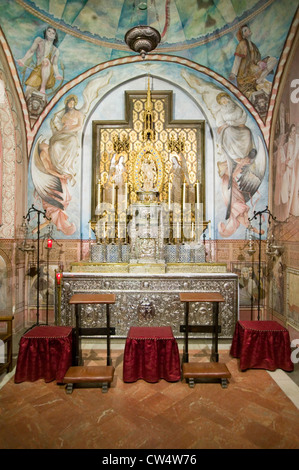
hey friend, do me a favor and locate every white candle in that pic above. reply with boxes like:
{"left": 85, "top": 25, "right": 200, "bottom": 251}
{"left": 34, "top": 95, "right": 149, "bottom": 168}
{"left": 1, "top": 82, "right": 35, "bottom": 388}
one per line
{"left": 168, "top": 183, "right": 171, "bottom": 210}
{"left": 196, "top": 182, "right": 199, "bottom": 204}
{"left": 112, "top": 183, "right": 115, "bottom": 207}
{"left": 103, "top": 221, "right": 106, "bottom": 239}
{"left": 97, "top": 181, "right": 101, "bottom": 207}
{"left": 191, "top": 222, "right": 194, "bottom": 239}
{"left": 209, "top": 222, "right": 211, "bottom": 239}
{"left": 182, "top": 182, "right": 186, "bottom": 210}
{"left": 125, "top": 182, "right": 128, "bottom": 210}
{"left": 177, "top": 221, "right": 180, "bottom": 239}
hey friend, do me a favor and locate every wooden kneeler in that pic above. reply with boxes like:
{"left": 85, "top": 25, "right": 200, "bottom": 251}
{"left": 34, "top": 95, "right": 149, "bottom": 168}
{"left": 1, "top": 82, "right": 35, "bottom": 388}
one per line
{"left": 182, "top": 362, "right": 231, "bottom": 389}
{"left": 63, "top": 365, "right": 115, "bottom": 394}
{"left": 180, "top": 292, "right": 231, "bottom": 388}
{"left": 63, "top": 293, "right": 116, "bottom": 394}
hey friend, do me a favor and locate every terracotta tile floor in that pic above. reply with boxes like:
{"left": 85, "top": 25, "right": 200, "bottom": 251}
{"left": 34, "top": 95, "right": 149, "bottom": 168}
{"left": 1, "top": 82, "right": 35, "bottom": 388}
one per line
{"left": 1, "top": 348, "right": 299, "bottom": 450}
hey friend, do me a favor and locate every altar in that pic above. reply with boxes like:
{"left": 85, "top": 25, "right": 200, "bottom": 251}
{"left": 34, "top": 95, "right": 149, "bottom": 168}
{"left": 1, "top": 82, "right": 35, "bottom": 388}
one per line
{"left": 55, "top": 271, "right": 238, "bottom": 339}
{"left": 55, "top": 81, "right": 239, "bottom": 338}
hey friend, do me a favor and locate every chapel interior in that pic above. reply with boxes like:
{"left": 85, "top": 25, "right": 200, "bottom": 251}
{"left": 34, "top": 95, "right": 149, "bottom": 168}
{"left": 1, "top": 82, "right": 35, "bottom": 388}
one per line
{"left": 0, "top": 0, "right": 299, "bottom": 450}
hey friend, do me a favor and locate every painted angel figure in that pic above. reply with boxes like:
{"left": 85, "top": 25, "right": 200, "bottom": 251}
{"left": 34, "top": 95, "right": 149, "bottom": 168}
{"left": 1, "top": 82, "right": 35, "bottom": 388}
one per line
{"left": 31, "top": 72, "right": 112, "bottom": 235}
{"left": 216, "top": 92, "right": 266, "bottom": 237}
{"left": 181, "top": 71, "right": 266, "bottom": 237}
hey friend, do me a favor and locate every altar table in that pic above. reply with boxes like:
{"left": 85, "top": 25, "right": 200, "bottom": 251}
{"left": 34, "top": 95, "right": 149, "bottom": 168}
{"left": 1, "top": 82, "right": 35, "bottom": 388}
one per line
{"left": 123, "top": 326, "right": 181, "bottom": 383}
{"left": 230, "top": 321, "right": 294, "bottom": 372}
{"left": 69, "top": 293, "right": 115, "bottom": 366}
{"left": 180, "top": 292, "right": 224, "bottom": 363}
{"left": 14, "top": 325, "right": 73, "bottom": 383}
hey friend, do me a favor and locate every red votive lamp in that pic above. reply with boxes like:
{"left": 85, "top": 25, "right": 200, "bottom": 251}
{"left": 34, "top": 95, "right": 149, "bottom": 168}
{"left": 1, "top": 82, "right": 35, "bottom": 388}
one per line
{"left": 47, "top": 238, "right": 53, "bottom": 248}
{"left": 56, "top": 272, "right": 62, "bottom": 285}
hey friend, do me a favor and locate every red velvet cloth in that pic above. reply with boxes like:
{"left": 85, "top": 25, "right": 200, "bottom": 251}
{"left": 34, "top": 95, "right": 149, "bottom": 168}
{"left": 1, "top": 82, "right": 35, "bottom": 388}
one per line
{"left": 230, "top": 321, "right": 294, "bottom": 372}
{"left": 123, "top": 326, "right": 181, "bottom": 383}
{"left": 15, "top": 326, "right": 73, "bottom": 383}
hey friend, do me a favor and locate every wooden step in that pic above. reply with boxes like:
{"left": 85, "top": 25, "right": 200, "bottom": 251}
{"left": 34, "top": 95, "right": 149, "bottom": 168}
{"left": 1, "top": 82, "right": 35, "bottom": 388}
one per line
{"left": 63, "top": 365, "right": 114, "bottom": 394}
{"left": 182, "top": 362, "right": 231, "bottom": 388}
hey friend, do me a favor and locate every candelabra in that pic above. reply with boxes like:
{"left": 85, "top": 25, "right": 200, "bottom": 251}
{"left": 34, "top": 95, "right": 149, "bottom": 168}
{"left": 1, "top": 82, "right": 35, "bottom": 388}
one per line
{"left": 44, "top": 223, "right": 62, "bottom": 325}
{"left": 248, "top": 206, "right": 276, "bottom": 321}
{"left": 23, "top": 205, "right": 50, "bottom": 328}
{"left": 245, "top": 225, "right": 256, "bottom": 319}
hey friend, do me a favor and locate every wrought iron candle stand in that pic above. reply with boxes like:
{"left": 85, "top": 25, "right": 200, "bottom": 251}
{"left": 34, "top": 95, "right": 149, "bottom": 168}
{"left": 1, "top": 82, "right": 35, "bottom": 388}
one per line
{"left": 44, "top": 223, "right": 62, "bottom": 325}
{"left": 245, "top": 226, "right": 256, "bottom": 319}
{"left": 248, "top": 206, "right": 276, "bottom": 321}
{"left": 23, "top": 204, "right": 50, "bottom": 329}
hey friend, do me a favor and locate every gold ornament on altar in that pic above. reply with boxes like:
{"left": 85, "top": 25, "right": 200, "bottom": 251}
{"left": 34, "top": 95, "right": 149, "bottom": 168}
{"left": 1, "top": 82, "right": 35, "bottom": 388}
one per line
{"left": 143, "top": 76, "right": 155, "bottom": 142}
{"left": 167, "top": 134, "right": 185, "bottom": 153}
{"left": 112, "top": 134, "right": 130, "bottom": 153}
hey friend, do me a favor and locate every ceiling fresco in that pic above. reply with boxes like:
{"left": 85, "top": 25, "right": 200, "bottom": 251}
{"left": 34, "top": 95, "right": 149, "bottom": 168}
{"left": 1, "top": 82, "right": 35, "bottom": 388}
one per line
{"left": 6, "top": 0, "right": 272, "bottom": 47}
{"left": 0, "top": 0, "right": 298, "bottom": 131}
{"left": 1, "top": 1, "right": 298, "bottom": 73}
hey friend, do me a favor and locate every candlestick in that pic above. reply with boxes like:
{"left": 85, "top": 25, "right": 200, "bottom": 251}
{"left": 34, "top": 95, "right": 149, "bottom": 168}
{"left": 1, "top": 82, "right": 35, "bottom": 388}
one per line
{"left": 125, "top": 182, "right": 128, "bottom": 210}
{"left": 196, "top": 181, "right": 200, "bottom": 204}
{"left": 182, "top": 182, "right": 186, "bottom": 210}
{"left": 97, "top": 181, "right": 101, "bottom": 207}
{"left": 191, "top": 222, "right": 194, "bottom": 240}
{"left": 112, "top": 183, "right": 115, "bottom": 207}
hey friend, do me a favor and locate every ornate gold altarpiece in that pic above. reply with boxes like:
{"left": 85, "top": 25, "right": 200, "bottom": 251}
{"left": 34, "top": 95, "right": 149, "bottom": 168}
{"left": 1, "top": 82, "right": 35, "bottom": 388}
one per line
{"left": 55, "top": 82, "right": 239, "bottom": 338}
{"left": 91, "top": 86, "right": 205, "bottom": 219}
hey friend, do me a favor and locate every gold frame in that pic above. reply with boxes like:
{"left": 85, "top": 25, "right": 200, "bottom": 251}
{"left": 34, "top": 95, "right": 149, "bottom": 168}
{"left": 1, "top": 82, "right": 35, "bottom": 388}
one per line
{"left": 91, "top": 88, "right": 205, "bottom": 221}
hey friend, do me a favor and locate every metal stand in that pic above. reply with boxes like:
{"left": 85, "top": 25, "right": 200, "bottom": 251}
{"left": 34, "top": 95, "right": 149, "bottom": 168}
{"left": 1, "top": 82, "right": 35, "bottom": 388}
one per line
{"left": 248, "top": 206, "right": 275, "bottom": 321}
{"left": 23, "top": 204, "right": 50, "bottom": 329}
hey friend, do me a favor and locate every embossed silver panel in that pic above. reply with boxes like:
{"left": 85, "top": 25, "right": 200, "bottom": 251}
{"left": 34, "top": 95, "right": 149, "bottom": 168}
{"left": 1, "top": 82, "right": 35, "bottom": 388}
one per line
{"left": 55, "top": 272, "right": 238, "bottom": 339}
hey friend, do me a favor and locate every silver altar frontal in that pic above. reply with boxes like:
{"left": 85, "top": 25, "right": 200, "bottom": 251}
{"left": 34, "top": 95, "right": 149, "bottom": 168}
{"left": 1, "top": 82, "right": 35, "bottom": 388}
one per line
{"left": 55, "top": 271, "right": 238, "bottom": 339}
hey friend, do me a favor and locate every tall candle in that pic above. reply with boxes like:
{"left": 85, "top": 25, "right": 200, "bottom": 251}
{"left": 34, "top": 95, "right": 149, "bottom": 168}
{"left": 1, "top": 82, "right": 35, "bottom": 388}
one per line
{"left": 177, "top": 221, "right": 180, "bottom": 239}
{"left": 191, "top": 222, "right": 194, "bottom": 239}
{"left": 209, "top": 222, "right": 211, "bottom": 239}
{"left": 182, "top": 182, "right": 186, "bottom": 210}
{"left": 168, "top": 183, "right": 171, "bottom": 210}
{"left": 196, "top": 181, "right": 199, "bottom": 204}
{"left": 125, "top": 182, "right": 128, "bottom": 210}
{"left": 97, "top": 181, "right": 101, "bottom": 207}
{"left": 112, "top": 183, "right": 115, "bottom": 207}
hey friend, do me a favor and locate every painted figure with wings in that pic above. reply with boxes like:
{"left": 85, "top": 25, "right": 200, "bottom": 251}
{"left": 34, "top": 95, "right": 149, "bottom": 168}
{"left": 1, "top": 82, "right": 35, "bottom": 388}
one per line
{"left": 31, "top": 72, "right": 112, "bottom": 235}
{"left": 181, "top": 70, "right": 266, "bottom": 238}
{"left": 215, "top": 92, "right": 266, "bottom": 237}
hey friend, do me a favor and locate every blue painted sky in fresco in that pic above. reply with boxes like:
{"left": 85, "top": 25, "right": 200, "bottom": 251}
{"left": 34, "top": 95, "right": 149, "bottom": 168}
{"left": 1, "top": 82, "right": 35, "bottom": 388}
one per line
{"left": 0, "top": 0, "right": 298, "bottom": 88}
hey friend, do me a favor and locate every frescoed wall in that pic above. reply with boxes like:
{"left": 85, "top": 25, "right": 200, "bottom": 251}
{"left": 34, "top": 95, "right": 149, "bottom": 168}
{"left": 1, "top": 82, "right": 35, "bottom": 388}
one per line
{"left": 0, "top": 1, "right": 298, "bottom": 332}
{"left": 272, "top": 40, "right": 299, "bottom": 226}
{"left": 269, "top": 35, "right": 299, "bottom": 332}
{"left": 26, "top": 62, "right": 268, "bottom": 241}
